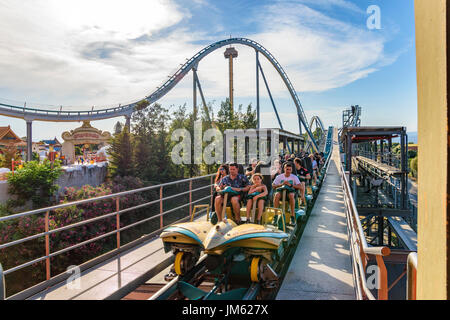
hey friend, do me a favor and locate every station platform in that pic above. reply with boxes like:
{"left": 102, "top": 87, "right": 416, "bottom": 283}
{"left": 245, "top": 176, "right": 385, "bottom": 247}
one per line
{"left": 276, "top": 131, "right": 355, "bottom": 300}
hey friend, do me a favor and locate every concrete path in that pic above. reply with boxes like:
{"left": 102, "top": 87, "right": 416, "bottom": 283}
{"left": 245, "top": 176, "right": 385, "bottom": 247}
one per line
{"left": 29, "top": 212, "right": 210, "bottom": 300}
{"left": 29, "top": 235, "right": 172, "bottom": 300}
{"left": 276, "top": 129, "right": 355, "bottom": 300}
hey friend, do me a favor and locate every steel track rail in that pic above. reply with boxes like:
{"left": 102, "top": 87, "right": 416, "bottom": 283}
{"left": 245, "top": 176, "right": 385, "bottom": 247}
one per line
{"left": 144, "top": 137, "right": 335, "bottom": 301}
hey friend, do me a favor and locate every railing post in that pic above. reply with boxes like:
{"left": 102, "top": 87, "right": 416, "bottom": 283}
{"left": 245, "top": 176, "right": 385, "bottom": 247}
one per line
{"left": 160, "top": 187, "right": 163, "bottom": 229}
{"left": 407, "top": 252, "right": 417, "bottom": 300}
{"left": 210, "top": 175, "right": 214, "bottom": 209}
{"left": 0, "top": 263, "right": 5, "bottom": 300}
{"left": 45, "top": 210, "right": 50, "bottom": 281}
{"left": 375, "top": 255, "right": 388, "bottom": 300}
{"left": 189, "top": 180, "right": 193, "bottom": 218}
{"left": 115, "top": 197, "right": 120, "bottom": 249}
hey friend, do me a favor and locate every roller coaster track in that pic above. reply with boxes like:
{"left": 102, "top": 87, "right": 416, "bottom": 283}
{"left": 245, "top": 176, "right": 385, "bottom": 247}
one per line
{"left": 305, "top": 115, "right": 326, "bottom": 152}
{"left": 0, "top": 37, "right": 319, "bottom": 150}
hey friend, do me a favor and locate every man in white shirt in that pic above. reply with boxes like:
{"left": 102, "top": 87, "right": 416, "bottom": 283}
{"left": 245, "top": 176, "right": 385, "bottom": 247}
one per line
{"left": 272, "top": 163, "right": 302, "bottom": 224}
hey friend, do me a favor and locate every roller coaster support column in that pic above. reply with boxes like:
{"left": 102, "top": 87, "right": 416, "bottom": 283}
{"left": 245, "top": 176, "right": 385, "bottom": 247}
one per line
{"left": 193, "top": 67, "right": 197, "bottom": 119}
{"left": 400, "top": 130, "right": 408, "bottom": 209}
{"left": 258, "top": 57, "right": 283, "bottom": 130}
{"left": 256, "top": 50, "right": 260, "bottom": 129}
{"left": 388, "top": 138, "right": 392, "bottom": 166}
{"left": 26, "top": 119, "right": 32, "bottom": 162}
{"left": 192, "top": 68, "right": 212, "bottom": 123}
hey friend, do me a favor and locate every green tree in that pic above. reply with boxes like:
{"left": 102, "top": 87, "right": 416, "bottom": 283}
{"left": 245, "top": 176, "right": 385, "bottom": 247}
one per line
{"left": 168, "top": 104, "right": 200, "bottom": 178}
{"left": 0, "top": 152, "right": 5, "bottom": 167}
{"left": 2, "top": 146, "right": 20, "bottom": 170}
{"left": 132, "top": 103, "right": 172, "bottom": 182}
{"left": 75, "top": 145, "right": 83, "bottom": 156}
{"left": 7, "top": 159, "right": 63, "bottom": 208}
{"left": 410, "top": 156, "right": 418, "bottom": 178}
{"left": 113, "top": 121, "right": 123, "bottom": 134}
{"left": 32, "top": 152, "right": 40, "bottom": 161}
{"left": 108, "top": 129, "right": 135, "bottom": 178}
{"left": 408, "top": 149, "right": 417, "bottom": 159}
{"left": 392, "top": 143, "right": 401, "bottom": 154}
{"left": 240, "top": 103, "right": 257, "bottom": 129}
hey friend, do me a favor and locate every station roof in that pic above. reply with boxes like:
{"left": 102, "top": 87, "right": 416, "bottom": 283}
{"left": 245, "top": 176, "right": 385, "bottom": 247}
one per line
{"left": 341, "top": 126, "right": 406, "bottom": 143}
{"left": 224, "top": 127, "right": 305, "bottom": 141}
{"left": 264, "top": 128, "right": 305, "bottom": 141}
{"left": 0, "top": 126, "right": 26, "bottom": 147}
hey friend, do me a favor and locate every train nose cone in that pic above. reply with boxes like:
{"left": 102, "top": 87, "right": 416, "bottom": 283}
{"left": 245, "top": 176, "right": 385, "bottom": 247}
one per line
{"left": 203, "top": 220, "right": 236, "bottom": 250}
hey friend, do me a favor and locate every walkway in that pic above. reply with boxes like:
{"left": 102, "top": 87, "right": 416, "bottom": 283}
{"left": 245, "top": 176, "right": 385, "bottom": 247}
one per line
{"left": 276, "top": 129, "right": 355, "bottom": 300}
{"left": 28, "top": 235, "right": 173, "bottom": 300}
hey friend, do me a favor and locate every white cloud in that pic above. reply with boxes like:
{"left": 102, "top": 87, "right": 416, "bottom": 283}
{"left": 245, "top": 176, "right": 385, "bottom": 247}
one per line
{"left": 0, "top": 0, "right": 195, "bottom": 108}
{"left": 158, "top": 1, "right": 390, "bottom": 103}
{"left": 285, "top": 0, "right": 364, "bottom": 14}
{"left": 0, "top": 0, "right": 394, "bottom": 117}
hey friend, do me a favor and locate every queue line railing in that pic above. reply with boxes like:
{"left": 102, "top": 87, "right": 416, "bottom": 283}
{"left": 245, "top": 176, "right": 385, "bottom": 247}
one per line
{"left": 340, "top": 160, "right": 391, "bottom": 300}
{"left": 0, "top": 173, "right": 215, "bottom": 299}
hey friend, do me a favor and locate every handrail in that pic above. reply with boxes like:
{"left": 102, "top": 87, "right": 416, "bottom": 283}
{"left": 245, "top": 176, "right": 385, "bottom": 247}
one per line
{"left": 0, "top": 263, "right": 4, "bottom": 300}
{"left": 0, "top": 173, "right": 215, "bottom": 297}
{"left": 0, "top": 173, "right": 215, "bottom": 223}
{"left": 340, "top": 154, "right": 391, "bottom": 300}
{"left": 406, "top": 252, "right": 417, "bottom": 300}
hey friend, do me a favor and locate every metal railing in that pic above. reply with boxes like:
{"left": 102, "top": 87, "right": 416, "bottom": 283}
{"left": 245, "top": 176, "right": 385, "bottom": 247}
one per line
{"left": 0, "top": 263, "right": 4, "bottom": 300}
{"left": 0, "top": 173, "right": 215, "bottom": 298}
{"left": 341, "top": 160, "right": 391, "bottom": 300}
{"left": 407, "top": 252, "right": 417, "bottom": 300}
{"left": 354, "top": 150, "right": 403, "bottom": 170}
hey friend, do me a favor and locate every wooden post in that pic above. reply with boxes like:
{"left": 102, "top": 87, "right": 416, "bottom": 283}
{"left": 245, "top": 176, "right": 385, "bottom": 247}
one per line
{"left": 415, "top": 0, "right": 449, "bottom": 299}
{"left": 376, "top": 255, "right": 388, "bottom": 300}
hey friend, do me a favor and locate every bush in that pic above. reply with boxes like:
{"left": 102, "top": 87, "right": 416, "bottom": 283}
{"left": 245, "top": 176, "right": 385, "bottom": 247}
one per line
{"left": 0, "top": 153, "right": 5, "bottom": 167}
{"left": 7, "top": 160, "right": 62, "bottom": 208}
{"left": 407, "top": 150, "right": 417, "bottom": 159}
{"left": 1, "top": 146, "right": 21, "bottom": 170}
{"left": 410, "top": 156, "right": 418, "bottom": 178}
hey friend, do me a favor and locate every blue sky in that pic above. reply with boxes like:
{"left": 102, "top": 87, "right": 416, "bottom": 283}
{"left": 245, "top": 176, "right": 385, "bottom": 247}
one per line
{"left": 0, "top": 0, "right": 417, "bottom": 141}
